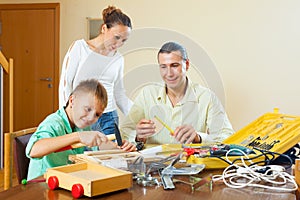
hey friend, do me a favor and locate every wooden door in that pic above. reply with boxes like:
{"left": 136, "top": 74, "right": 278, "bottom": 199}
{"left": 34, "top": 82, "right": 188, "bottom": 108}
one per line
{"left": 0, "top": 3, "right": 60, "bottom": 132}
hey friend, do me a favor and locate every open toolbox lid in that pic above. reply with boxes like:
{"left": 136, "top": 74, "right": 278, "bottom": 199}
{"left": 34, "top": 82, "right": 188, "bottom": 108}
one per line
{"left": 186, "top": 108, "right": 300, "bottom": 169}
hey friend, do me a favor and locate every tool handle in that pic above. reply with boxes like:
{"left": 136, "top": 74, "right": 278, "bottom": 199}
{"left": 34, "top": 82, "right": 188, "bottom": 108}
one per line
{"left": 55, "top": 134, "right": 116, "bottom": 152}
{"left": 114, "top": 123, "right": 123, "bottom": 146}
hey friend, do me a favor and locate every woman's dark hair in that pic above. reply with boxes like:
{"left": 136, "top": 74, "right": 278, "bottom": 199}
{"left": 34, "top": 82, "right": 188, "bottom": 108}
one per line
{"left": 102, "top": 6, "right": 132, "bottom": 29}
{"left": 158, "top": 41, "right": 188, "bottom": 61}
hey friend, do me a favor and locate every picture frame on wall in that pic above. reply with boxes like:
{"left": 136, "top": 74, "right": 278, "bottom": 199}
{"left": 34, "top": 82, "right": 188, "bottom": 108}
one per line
{"left": 87, "top": 17, "right": 103, "bottom": 39}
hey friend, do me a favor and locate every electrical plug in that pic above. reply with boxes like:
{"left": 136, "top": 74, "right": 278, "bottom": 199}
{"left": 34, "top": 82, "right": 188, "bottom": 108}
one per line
{"left": 228, "top": 144, "right": 256, "bottom": 155}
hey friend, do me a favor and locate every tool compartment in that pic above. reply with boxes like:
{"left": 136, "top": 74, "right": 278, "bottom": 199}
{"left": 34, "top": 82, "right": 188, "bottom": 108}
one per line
{"left": 186, "top": 109, "right": 300, "bottom": 169}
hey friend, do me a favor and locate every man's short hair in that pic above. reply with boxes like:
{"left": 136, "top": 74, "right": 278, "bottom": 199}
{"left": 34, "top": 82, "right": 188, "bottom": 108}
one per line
{"left": 158, "top": 41, "right": 188, "bottom": 61}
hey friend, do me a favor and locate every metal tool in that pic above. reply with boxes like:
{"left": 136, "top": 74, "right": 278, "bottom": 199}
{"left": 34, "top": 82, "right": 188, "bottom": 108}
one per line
{"left": 172, "top": 175, "right": 208, "bottom": 192}
{"left": 261, "top": 122, "right": 283, "bottom": 140}
{"left": 128, "top": 156, "right": 146, "bottom": 179}
{"left": 161, "top": 152, "right": 206, "bottom": 175}
{"left": 161, "top": 164, "right": 205, "bottom": 175}
{"left": 146, "top": 155, "right": 177, "bottom": 175}
{"left": 240, "top": 135, "right": 254, "bottom": 145}
{"left": 160, "top": 174, "right": 175, "bottom": 189}
{"left": 159, "top": 153, "right": 182, "bottom": 189}
{"left": 136, "top": 174, "right": 160, "bottom": 187}
{"left": 129, "top": 156, "right": 161, "bottom": 187}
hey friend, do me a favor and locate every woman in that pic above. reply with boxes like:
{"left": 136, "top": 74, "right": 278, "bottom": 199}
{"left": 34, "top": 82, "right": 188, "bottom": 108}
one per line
{"left": 59, "top": 6, "right": 133, "bottom": 136}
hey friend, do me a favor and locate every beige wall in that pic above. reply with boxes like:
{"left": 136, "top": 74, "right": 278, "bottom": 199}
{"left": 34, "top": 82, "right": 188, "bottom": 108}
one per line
{"left": 1, "top": 0, "right": 300, "bottom": 131}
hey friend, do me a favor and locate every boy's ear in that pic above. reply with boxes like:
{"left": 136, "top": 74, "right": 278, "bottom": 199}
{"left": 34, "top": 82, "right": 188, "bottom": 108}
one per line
{"left": 69, "top": 95, "right": 75, "bottom": 107}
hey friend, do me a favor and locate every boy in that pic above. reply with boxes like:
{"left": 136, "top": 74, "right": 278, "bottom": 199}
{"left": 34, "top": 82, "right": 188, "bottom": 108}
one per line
{"left": 26, "top": 79, "right": 135, "bottom": 180}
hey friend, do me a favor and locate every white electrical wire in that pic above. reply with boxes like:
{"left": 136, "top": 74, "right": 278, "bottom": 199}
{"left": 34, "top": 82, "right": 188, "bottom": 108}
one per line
{"left": 212, "top": 148, "right": 298, "bottom": 192}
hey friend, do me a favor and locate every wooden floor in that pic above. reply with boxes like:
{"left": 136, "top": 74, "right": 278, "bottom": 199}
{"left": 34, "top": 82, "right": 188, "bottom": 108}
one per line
{"left": 0, "top": 168, "right": 19, "bottom": 192}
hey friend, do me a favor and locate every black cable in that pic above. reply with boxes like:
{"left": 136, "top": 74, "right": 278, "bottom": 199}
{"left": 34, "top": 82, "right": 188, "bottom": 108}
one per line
{"left": 267, "top": 151, "right": 293, "bottom": 169}
{"left": 211, "top": 148, "right": 293, "bottom": 170}
{"left": 210, "top": 155, "right": 233, "bottom": 165}
{"left": 252, "top": 148, "right": 293, "bottom": 169}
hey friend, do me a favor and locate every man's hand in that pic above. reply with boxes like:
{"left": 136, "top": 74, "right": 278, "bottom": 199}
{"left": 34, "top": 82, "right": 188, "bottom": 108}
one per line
{"left": 173, "top": 125, "right": 200, "bottom": 144}
{"left": 78, "top": 131, "right": 108, "bottom": 147}
{"left": 136, "top": 119, "right": 156, "bottom": 140}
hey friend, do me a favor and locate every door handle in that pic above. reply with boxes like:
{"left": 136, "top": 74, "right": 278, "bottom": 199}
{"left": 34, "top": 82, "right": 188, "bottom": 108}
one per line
{"left": 40, "top": 77, "right": 52, "bottom": 81}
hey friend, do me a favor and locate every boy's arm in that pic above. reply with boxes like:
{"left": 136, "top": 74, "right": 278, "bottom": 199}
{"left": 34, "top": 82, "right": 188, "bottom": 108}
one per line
{"left": 29, "top": 131, "right": 116, "bottom": 158}
{"left": 29, "top": 132, "right": 81, "bottom": 158}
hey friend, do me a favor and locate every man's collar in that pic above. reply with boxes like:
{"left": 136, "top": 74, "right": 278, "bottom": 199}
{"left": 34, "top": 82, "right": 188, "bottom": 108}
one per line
{"left": 156, "top": 78, "right": 198, "bottom": 104}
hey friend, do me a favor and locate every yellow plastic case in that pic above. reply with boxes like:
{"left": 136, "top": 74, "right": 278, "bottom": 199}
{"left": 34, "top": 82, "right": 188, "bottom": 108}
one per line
{"left": 187, "top": 109, "right": 300, "bottom": 169}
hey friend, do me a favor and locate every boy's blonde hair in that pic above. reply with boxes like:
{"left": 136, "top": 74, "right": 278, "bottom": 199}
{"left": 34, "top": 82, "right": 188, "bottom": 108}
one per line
{"left": 72, "top": 79, "right": 108, "bottom": 111}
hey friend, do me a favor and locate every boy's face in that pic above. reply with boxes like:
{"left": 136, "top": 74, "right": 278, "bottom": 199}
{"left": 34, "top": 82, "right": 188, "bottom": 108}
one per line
{"left": 69, "top": 93, "right": 103, "bottom": 129}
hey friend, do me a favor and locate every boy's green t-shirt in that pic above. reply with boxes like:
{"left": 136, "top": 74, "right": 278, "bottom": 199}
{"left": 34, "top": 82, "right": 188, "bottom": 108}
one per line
{"left": 26, "top": 107, "right": 90, "bottom": 180}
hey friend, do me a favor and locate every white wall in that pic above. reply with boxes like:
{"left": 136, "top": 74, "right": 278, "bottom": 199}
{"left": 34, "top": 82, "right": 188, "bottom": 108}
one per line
{"left": 1, "top": 0, "right": 300, "bottom": 131}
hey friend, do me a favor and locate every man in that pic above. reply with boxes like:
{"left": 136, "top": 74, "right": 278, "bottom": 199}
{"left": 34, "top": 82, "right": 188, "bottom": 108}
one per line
{"left": 121, "top": 42, "right": 234, "bottom": 147}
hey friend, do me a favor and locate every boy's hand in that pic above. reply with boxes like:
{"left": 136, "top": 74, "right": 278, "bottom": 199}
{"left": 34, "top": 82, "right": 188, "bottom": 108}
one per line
{"left": 78, "top": 131, "right": 108, "bottom": 147}
{"left": 120, "top": 140, "right": 137, "bottom": 152}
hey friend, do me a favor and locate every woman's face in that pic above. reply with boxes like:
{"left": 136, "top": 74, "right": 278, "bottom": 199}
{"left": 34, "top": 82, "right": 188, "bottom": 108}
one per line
{"left": 102, "top": 24, "right": 131, "bottom": 52}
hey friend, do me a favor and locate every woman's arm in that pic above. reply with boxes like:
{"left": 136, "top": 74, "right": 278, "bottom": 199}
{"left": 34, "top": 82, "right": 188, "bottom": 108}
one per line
{"left": 113, "top": 57, "right": 133, "bottom": 115}
{"left": 59, "top": 41, "right": 82, "bottom": 107}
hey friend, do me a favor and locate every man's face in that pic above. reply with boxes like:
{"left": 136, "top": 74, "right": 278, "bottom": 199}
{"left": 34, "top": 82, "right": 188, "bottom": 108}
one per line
{"left": 69, "top": 93, "right": 103, "bottom": 129}
{"left": 158, "top": 51, "right": 189, "bottom": 91}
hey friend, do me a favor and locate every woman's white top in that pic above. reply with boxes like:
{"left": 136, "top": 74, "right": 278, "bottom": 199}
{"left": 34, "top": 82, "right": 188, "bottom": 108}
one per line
{"left": 59, "top": 39, "right": 132, "bottom": 114}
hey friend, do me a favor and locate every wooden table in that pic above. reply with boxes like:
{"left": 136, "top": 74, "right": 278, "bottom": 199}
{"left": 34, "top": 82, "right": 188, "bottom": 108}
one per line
{"left": 0, "top": 169, "right": 296, "bottom": 200}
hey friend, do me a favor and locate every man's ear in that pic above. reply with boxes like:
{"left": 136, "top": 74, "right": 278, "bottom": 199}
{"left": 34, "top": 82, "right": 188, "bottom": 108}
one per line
{"left": 185, "top": 59, "right": 190, "bottom": 71}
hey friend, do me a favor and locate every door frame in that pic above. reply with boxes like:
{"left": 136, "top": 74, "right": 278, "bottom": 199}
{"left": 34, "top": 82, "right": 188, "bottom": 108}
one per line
{"left": 0, "top": 3, "right": 60, "bottom": 168}
{"left": 0, "top": 2, "right": 60, "bottom": 121}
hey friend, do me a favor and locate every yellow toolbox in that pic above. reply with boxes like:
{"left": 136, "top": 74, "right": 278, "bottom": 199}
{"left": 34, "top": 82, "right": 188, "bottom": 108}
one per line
{"left": 186, "top": 108, "right": 300, "bottom": 169}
